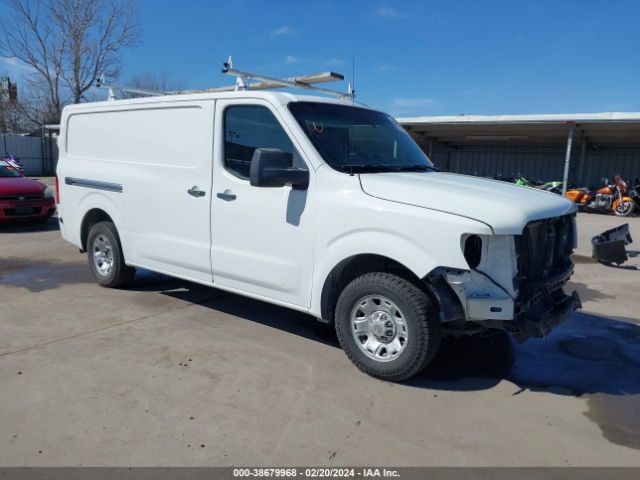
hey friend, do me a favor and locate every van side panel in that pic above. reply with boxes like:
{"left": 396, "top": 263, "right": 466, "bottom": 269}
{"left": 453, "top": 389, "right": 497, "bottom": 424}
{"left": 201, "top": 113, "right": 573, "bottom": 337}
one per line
{"left": 58, "top": 101, "right": 216, "bottom": 282}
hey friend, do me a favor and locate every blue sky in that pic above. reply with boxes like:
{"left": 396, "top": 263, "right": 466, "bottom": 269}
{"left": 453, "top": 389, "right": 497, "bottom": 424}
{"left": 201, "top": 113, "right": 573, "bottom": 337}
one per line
{"left": 2, "top": 0, "right": 640, "bottom": 116}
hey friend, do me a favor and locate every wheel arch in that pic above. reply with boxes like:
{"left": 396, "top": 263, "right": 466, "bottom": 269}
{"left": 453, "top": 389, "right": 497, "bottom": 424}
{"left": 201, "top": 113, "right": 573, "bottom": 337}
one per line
{"left": 318, "top": 253, "right": 446, "bottom": 324}
{"left": 73, "top": 193, "right": 123, "bottom": 252}
{"left": 80, "top": 208, "right": 115, "bottom": 252}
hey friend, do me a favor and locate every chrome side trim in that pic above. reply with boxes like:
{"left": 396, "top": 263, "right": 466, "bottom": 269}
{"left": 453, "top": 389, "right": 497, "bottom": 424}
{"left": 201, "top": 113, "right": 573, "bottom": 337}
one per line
{"left": 65, "top": 177, "right": 123, "bottom": 193}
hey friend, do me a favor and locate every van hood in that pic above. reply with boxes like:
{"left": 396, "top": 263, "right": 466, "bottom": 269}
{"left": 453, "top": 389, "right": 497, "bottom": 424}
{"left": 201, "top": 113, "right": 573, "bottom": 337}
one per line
{"left": 359, "top": 171, "right": 576, "bottom": 234}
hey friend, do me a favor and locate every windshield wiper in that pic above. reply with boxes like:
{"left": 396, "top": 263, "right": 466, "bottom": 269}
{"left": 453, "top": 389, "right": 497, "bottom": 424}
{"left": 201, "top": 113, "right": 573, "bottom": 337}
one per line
{"left": 336, "top": 164, "right": 438, "bottom": 173}
{"left": 395, "top": 164, "right": 439, "bottom": 172}
{"left": 335, "top": 164, "right": 392, "bottom": 173}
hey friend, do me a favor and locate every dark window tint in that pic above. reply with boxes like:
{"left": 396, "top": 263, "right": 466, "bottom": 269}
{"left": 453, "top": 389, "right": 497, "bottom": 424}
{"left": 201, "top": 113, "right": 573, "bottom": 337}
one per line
{"left": 288, "top": 102, "right": 434, "bottom": 173}
{"left": 0, "top": 164, "right": 21, "bottom": 177}
{"left": 224, "top": 106, "right": 294, "bottom": 179}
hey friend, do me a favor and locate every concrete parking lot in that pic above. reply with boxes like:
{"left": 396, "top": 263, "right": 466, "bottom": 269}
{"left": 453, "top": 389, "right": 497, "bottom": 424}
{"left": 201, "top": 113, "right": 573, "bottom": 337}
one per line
{"left": 1, "top": 182, "right": 639, "bottom": 466}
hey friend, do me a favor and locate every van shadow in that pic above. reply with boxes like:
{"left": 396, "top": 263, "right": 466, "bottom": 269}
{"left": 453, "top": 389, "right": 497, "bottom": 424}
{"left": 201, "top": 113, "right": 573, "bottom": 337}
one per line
{"left": 410, "top": 311, "right": 640, "bottom": 397}
{"left": 155, "top": 276, "right": 640, "bottom": 397}
{"left": 160, "top": 280, "right": 340, "bottom": 346}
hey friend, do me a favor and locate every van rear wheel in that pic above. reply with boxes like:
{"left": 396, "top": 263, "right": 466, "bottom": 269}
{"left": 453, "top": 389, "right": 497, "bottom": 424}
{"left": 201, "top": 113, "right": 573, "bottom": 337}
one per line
{"left": 335, "top": 272, "right": 441, "bottom": 382}
{"left": 87, "top": 221, "right": 135, "bottom": 288}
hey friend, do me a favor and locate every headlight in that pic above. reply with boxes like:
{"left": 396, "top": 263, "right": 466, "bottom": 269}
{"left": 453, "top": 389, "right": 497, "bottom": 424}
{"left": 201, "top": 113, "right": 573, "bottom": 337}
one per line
{"left": 463, "top": 234, "right": 482, "bottom": 269}
{"left": 43, "top": 186, "right": 54, "bottom": 199}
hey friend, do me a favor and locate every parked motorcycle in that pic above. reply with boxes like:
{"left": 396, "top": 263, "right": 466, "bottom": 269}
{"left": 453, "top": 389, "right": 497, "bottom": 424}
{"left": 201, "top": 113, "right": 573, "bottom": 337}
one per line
{"left": 629, "top": 179, "right": 640, "bottom": 211}
{"left": 512, "top": 173, "right": 563, "bottom": 194}
{"left": 565, "top": 175, "right": 635, "bottom": 217}
{"left": 0, "top": 154, "right": 24, "bottom": 176}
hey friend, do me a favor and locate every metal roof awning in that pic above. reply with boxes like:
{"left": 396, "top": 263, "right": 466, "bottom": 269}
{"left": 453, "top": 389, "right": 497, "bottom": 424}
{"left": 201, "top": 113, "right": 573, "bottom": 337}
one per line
{"left": 398, "top": 112, "right": 640, "bottom": 148}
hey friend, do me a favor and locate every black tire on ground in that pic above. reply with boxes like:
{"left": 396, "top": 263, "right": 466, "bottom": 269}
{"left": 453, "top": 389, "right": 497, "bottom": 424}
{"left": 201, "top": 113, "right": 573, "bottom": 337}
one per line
{"left": 334, "top": 272, "right": 441, "bottom": 382}
{"left": 86, "top": 221, "right": 135, "bottom": 288}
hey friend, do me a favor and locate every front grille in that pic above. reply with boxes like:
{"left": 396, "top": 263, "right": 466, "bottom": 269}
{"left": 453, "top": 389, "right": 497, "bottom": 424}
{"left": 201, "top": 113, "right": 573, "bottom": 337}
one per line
{"left": 514, "top": 214, "right": 575, "bottom": 315}
{"left": 515, "top": 214, "right": 574, "bottom": 282}
{"left": 0, "top": 194, "right": 43, "bottom": 201}
{"left": 3, "top": 207, "right": 42, "bottom": 217}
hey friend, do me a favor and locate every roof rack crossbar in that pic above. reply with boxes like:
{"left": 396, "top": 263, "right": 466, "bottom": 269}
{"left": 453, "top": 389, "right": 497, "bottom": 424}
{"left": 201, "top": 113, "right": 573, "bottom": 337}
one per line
{"left": 96, "top": 75, "right": 164, "bottom": 99}
{"left": 220, "top": 62, "right": 353, "bottom": 99}
{"left": 95, "top": 57, "right": 354, "bottom": 100}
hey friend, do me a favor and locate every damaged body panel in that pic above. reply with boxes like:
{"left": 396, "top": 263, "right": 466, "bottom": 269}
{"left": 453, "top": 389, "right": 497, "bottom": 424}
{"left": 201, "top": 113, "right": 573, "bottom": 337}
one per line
{"left": 431, "top": 214, "right": 581, "bottom": 341}
{"left": 592, "top": 223, "right": 633, "bottom": 265}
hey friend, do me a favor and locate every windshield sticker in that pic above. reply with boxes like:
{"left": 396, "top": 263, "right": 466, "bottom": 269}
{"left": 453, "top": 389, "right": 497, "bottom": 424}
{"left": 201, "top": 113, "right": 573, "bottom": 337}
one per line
{"left": 306, "top": 120, "right": 324, "bottom": 133}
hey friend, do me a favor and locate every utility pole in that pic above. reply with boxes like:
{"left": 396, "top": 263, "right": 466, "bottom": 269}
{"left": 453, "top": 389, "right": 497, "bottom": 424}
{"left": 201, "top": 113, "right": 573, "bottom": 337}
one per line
{"left": 561, "top": 123, "right": 575, "bottom": 195}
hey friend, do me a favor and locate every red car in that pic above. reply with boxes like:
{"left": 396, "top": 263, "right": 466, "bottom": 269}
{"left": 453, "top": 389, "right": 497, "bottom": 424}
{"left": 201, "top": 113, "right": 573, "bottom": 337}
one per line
{"left": 0, "top": 160, "right": 56, "bottom": 224}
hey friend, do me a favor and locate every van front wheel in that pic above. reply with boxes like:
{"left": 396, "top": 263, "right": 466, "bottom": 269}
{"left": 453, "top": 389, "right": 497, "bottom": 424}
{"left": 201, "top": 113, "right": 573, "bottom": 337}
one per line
{"left": 335, "top": 272, "right": 441, "bottom": 382}
{"left": 87, "top": 221, "right": 135, "bottom": 288}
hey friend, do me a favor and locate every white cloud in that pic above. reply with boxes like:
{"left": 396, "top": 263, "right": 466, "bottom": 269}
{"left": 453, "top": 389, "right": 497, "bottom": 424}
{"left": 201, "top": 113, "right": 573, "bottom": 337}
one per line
{"left": 282, "top": 55, "right": 301, "bottom": 65}
{"left": 324, "top": 57, "right": 345, "bottom": 67}
{"left": 0, "top": 56, "right": 33, "bottom": 73}
{"left": 0, "top": 57, "right": 34, "bottom": 85}
{"left": 271, "top": 25, "right": 296, "bottom": 36}
{"left": 390, "top": 97, "right": 442, "bottom": 115}
{"left": 376, "top": 64, "right": 398, "bottom": 71}
{"left": 392, "top": 97, "right": 439, "bottom": 108}
{"left": 376, "top": 6, "right": 407, "bottom": 18}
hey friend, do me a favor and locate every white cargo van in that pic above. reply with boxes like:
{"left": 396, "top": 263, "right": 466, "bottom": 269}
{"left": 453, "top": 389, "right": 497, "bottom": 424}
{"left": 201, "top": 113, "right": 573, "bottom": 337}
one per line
{"left": 57, "top": 83, "right": 580, "bottom": 381}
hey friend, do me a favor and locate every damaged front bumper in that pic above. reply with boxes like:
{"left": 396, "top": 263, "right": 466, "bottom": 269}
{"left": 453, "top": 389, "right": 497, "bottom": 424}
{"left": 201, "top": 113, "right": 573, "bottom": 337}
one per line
{"left": 436, "top": 214, "right": 581, "bottom": 341}
{"left": 509, "top": 289, "right": 581, "bottom": 342}
{"left": 592, "top": 223, "right": 633, "bottom": 265}
{"left": 508, "top": 214, "right": 581, "bottom": 341}
{"left": 474, "top": 289, "right": 581, "bottom": 342}
{"left": 474, "top": 263, "right": 581, "bottom": 342}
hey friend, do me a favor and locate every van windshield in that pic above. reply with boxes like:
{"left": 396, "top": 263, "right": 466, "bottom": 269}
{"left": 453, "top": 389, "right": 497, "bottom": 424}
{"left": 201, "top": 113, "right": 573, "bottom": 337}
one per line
{"left": 288, "top": 102, "right": 435, "bottom": 173}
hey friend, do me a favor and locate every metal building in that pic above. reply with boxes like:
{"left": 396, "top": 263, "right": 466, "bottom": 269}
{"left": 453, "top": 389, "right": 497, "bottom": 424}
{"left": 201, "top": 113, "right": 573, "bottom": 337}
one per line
{"left": 0, "top": 76, "right": 18, "bottom": 103}
{"left": 399, "top": 112, "right": 640, "bottom": 189}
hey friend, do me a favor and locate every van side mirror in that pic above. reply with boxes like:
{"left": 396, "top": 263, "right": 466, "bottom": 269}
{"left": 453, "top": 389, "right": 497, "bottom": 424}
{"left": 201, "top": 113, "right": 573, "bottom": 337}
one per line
{"left": 249, "top": 148, "right": 309, "bottom": 190}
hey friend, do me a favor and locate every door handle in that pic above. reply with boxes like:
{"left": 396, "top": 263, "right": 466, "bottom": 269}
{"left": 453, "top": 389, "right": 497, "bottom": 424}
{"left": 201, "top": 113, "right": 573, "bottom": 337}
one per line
{"left": 188, "top": 186, "right": 206, "bottom": 198}
{"left": 216, "top": 190, "right": 237, "bottom": 201}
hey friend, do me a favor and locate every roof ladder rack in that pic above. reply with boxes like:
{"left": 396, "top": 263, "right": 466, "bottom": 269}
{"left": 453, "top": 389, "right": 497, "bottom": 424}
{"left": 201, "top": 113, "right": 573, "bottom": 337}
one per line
{"left": 96, "top": 74, "right": 163, "bottom": 100}
{"left": 219, "top": 57, "right": 354, "bottom": 99}
{"left": 95, "top": 57, "right": 354, "bottom": 100}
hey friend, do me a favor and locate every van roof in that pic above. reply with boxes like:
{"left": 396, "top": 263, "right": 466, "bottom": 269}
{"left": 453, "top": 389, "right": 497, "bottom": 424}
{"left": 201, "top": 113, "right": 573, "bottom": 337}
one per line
{"left": 63, "top": 90, "right": 368, "bottom": 113}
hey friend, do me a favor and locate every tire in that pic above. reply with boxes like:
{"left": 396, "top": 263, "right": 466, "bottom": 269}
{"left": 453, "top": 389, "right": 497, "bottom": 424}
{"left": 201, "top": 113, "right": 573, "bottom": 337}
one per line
{"left": 614, "top": 200, "right": 635, "bottom": 217}
{"left": 334, "top": 272, "right": 441, "bottom": 382}
{"left": 87, "top": 221, "right": 135, "bottom": 287}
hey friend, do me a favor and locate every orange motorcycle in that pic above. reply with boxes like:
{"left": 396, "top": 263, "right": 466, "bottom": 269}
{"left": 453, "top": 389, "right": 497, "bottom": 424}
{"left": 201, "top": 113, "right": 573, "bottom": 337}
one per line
{"left": 565, "top": 175, "right": 635, "bottom": 217}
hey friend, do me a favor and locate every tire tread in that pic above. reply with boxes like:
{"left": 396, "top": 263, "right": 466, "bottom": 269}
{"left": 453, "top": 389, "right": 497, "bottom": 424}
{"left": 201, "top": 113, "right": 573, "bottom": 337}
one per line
{"left": 87, "top": 221, "right": 135, "bottom": 288}
{"left": 334, "top": 272, "right": 441, "bottom": 382}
